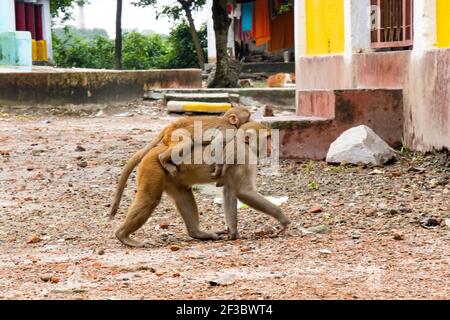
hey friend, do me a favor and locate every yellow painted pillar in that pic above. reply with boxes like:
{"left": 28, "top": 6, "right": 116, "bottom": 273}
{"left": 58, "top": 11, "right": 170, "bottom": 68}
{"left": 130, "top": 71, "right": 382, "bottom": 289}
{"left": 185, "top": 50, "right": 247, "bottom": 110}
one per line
{"left": 437, "top": 0, "right": 450, "bottom": 48}
{"left": 305, "top": 0, "right": 345, "bottom": 56}
{"left": 31, "top": 39, "right": 37, "bottom": 61}
{"left": 36, "top": 40, "right": 48, "bottom": 61}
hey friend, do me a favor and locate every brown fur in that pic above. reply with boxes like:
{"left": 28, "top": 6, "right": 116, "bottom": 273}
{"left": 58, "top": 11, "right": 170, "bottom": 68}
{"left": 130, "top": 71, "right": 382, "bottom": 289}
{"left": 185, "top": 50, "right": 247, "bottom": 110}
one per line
{"left": 109, "top": 106, "right": 251, "bottom": 219}
{"left": 112, "top": 122, "right": 290, "bottom": 247}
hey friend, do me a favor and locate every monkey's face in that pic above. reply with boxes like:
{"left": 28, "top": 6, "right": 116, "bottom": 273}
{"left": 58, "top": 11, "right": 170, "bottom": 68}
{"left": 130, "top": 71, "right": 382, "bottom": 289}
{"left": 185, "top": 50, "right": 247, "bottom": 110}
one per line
{"left": 225, "top": 106, "right": 252, "bottom": 127}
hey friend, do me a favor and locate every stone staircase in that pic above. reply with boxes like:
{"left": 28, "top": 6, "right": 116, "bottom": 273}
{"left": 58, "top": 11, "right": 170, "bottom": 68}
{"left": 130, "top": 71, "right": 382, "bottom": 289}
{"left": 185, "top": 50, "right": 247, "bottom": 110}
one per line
{"left": 145, "top": 88, "right": 296, "bottom": 112}
{"left": 260, "top": 89, "right": 404, "bottom": 160}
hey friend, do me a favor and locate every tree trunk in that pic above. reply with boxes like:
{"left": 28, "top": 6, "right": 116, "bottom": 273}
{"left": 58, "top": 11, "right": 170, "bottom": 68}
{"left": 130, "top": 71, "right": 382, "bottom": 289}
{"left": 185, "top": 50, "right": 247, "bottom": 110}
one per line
{"left": 180, "top": 1, "right": 205, "bottom": 70}
{"left": 115, "top": 0, "right": 123, "bottom": 70}
{"left": 208, "top": 0, "right": 241, "bottom": 88}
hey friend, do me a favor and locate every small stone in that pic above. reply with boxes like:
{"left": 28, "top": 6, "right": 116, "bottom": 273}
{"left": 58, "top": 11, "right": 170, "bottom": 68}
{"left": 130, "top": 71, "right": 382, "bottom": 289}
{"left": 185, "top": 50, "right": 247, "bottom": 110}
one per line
{"left": 75, "top": 145, "right": 86, "bottom": 152}
{"left": 78, "top": 161, "right": 88, "bottom": 168}
{"left": 254, "top": 226, "right": 276, "bottom": 238}
{"left": 392, "top": 230, "right": 404, "bottom": 240}
{"left": 319, "top": 249, "right": 332, "bottom": 255}
{"left": 368, "top": 169, "right": 384, "bottom": 175}
{"left": 209, "top": 273, "right": 236, "bottom": 286}
{"left": 240, "top": 247, "right": 252, "bottom": 253}
{"left": 27, "top": 234, "right": 41, "bottom": 244}
{"left": 307, "top": 225, "right": 330, "bottom": 234}
{"left": 50, "top": 277, "right": 60, "bottom": 284}
{"left": 169, "top": 245, "right": 180, "bottom": 252}
{"left": 445, "top": 219, "right": 450, "bottom": 228}
{"left": 364, "top": 208, "right": 376, "bottom": 216}
{"left": 407, "top": 167, "right": 426, "bottom": 173}
{"left": 98, "top": 249, "right": 105, "bottom": 256}
{"left": 159, "top": 221, "right": 170, "bottom": 230}
{"left": 309, "top": 205, "right": 323, "bottom": 213}
{"left": 40, "top": 275, "right": 59, "bottom": 283}
{"left": 420, "top": 217, "right": 440, "bottom": 229}
{"left": 0, "top": 150, "right": 11, "bottom": 157}
{"left": 95, "top": 110, "right": 106, "bottom": 117}
{"left": 351, "top": 231, "right": 361, "bottom": 239}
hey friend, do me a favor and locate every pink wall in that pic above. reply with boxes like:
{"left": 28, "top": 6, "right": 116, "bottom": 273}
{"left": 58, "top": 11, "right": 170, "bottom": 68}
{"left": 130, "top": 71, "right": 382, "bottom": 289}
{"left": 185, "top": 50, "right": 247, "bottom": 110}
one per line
{"left": 296, "top": 49, "right": 450, "bottom": 151}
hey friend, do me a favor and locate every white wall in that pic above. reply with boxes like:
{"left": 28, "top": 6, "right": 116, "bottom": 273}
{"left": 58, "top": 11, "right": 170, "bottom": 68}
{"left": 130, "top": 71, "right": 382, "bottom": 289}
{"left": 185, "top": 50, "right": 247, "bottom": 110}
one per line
{"left": 0, "top": 0, "right": 16, "bottom": 32}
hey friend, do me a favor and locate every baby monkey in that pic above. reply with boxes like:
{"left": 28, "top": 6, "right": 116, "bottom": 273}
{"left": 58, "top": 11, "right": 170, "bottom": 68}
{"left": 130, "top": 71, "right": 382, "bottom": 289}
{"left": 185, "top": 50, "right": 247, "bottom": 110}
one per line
{"left": 158, "top": 105, "right": 251, "bottom": 176}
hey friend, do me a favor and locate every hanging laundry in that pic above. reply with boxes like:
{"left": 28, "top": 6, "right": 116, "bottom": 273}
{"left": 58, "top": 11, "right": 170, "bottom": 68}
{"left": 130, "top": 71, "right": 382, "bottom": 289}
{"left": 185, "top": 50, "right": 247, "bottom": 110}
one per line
{"left": 268, "top": 9, "right": 295, "bottom": 52}
{"left": 227, "top": 4, "right": 233, "bottom": 15}
{"left": 253, "top": 0, "right": 271, "bottom": 46}
{"left": 231, "top": 3, "right": 242, "bottom": 18}
{"left": 241, "top": 1, "right": 254, "bottom": 43}
{"left": 234, "top": 18, "right": 242, "bottom": 42}
{"left": 241, "top": 2, "right": 254, "bottom": 32}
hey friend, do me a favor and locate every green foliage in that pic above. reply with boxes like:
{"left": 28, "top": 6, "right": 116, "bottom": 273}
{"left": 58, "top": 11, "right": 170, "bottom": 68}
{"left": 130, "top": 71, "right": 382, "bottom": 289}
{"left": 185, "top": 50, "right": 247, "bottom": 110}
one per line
{"left": 163, "top": 22, "right": 207, "bottom": 69}
{"left": 133, "top": 0, "right": 206, "bottom": 20}
{"left": 307, "top": 181, "right": 319, "bottom": 191}
{"left": 301, "top": 160, "right": 315, "bottom": 174}
{"left": 51, "top": 0, "right": 89, "bottom": 21}
{"left": 52, "top": 23, "right": 204, "bottom": 70}
{"left": 53, "top": 27, "right": 109, "bottom": 41}
{"left": 122, "top": 31, "right": 169, "bottom": 70}
{"left": 52, "top": 26, "right": 114, "bottom": 69}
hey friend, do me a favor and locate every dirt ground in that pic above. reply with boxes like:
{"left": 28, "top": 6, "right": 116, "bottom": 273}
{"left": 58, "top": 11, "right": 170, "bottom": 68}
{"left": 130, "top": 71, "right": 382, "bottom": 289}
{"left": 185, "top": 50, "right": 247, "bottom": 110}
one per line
{"left": 0, "top": 102, "right": 449, "bottom": 300}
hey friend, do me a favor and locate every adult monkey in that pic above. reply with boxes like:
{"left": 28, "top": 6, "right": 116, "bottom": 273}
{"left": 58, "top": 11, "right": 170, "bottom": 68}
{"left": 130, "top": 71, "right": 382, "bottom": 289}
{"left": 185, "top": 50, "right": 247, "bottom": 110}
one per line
{"left": 111, "top": 122, "right": 291, "bottom": 247}
{"left": 109, "top": 105, "right": 250, "bottom": 218}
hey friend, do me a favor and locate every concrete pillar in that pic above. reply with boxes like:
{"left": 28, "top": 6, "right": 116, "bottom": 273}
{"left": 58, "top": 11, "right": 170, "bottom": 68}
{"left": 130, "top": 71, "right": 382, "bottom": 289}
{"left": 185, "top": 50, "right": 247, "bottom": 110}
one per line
{"left": 295, "top": 0, "right": 307, "bottom": 57}
{"left": 40, "top": 0, "right": 53, "bottom": 59}
{"left": 412, "top": 0, "right": 437, "bottom": 54}
{"left": 206, "top": 0, "right": 217, "bottom": 64}
{"left": 345, "top": 0, "right": 372, "bottom": 55}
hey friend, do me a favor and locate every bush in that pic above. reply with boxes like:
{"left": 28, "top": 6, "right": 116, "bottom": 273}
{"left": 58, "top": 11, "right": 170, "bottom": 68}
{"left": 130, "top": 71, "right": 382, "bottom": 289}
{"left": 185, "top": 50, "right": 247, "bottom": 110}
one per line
{"left": 52, "top": 27, "right": 115, "bottom": 69}
{"left": 122, "top": 31, "right": 168, "bottom": 70}
{"left": 52, "top": 22, "right": 206, "bottom": 70}
{"left": 163, "top": 22, "right": 207, "bottom": 69}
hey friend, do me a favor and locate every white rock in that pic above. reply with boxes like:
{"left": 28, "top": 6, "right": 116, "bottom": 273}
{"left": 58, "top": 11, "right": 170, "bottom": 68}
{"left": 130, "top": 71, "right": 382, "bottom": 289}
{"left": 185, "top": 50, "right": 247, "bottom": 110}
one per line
{"left": 326, "top": 125, "right": 396, "bottom": 166}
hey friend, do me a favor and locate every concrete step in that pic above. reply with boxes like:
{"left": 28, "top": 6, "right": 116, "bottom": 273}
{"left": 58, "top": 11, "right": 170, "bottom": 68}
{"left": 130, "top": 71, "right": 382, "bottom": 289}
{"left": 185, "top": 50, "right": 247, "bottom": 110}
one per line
{"left": 144, "top": 88, "right": 296, "bottom": 111}
{"left": 164, "top": 93, "right": 239, "bottom": 104}
{"left": 261, "top": 89, "right": 403, "bottom": 160}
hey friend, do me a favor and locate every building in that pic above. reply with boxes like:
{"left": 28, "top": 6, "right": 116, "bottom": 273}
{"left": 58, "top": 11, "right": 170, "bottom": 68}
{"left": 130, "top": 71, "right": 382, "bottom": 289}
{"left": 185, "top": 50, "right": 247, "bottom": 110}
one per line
{"left": 206, "top": 0, "right": 296, "bottom": 73}
{"left": 290, "top": 0, "right": 449, "bottom": 153}
{"left": 0, "top": 0, "right": 52, "bottom": 67}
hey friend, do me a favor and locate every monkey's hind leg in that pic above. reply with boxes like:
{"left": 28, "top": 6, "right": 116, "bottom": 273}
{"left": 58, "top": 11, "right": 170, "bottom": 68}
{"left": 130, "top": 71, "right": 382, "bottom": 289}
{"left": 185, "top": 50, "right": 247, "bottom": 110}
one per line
{"left": 115, "top": 182, "right": 163, "bottom": 248}
{"left": 166, "top": 182, "right": 220, "bottom": 241}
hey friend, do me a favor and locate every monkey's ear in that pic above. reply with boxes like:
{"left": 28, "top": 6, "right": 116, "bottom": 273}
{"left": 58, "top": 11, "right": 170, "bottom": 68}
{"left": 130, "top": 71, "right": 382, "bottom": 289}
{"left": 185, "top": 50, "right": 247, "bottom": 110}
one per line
{"left": 228, "top": 114, "right": 239, "bottom": 125}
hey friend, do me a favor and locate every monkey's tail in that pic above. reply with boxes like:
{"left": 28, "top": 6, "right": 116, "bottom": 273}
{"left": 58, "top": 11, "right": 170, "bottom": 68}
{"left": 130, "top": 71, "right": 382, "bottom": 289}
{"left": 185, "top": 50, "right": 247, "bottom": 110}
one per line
{"left": 109, "top": 131, "right": 165, "bottom": 219}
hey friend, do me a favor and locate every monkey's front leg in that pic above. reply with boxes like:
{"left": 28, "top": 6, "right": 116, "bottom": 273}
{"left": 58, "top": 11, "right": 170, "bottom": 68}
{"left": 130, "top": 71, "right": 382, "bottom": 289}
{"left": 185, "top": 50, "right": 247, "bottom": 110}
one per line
{"left": 221, "top": 184, "right": 239, "bottom": 240}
